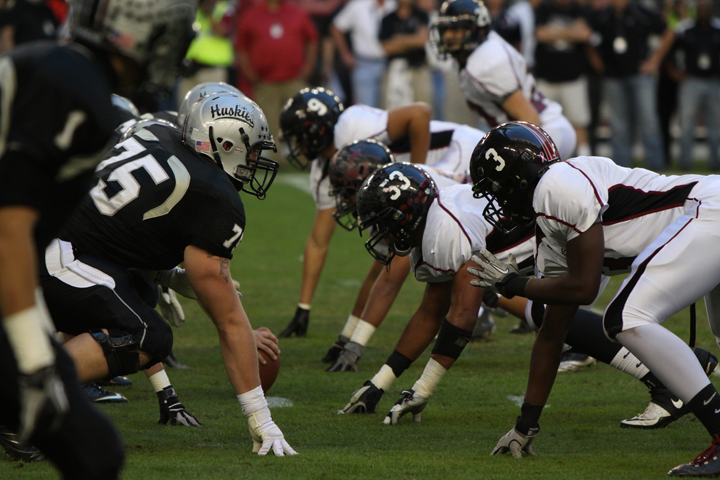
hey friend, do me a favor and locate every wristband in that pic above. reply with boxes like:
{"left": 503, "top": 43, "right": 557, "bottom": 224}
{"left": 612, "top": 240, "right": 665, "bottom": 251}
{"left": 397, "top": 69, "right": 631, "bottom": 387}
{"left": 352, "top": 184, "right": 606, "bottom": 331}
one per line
{"left": 499, "top": 275, "right": 530, "bottom": 299}
{"left": 515, "top": 402, "right": 543, "bottom": 435}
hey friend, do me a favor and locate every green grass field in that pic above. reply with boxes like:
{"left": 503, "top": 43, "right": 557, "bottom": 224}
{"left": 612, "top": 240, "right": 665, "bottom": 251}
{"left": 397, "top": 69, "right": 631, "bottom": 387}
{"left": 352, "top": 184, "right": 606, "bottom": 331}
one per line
{"left": 3, "top": 171, "right": 719, "bottom": 480}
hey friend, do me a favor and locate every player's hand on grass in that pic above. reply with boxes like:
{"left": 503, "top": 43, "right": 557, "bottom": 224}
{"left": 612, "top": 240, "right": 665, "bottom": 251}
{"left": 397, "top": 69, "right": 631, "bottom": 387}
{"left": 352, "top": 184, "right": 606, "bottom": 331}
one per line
{"left": 468, "top": 250, "right": 520, "bottom": 297}
{"left": 383, "top": 389, "right": 426, "bottom": 425}
{"left": 254, "top": 327, "right": 280, "bottom": 364}
{"left": 247, "top": 407, "right": 297, "bottom": 456}
{"left": 158, "top": 287, "right": 185, "bottom": 327}
{"left": 157, "top": 386, "right": 201, "bottom": 426}
{"left": 326, "top": 341, "right": 362, "bottom": 372}
{"left": 279, "top": 306, "right": 310, "bottom": 338}
{"left": 18, "top": 363, "right": 69, "bottom": 442}
{"left": 491, "top": 425, "right": 538, "bottom": 458}
{"left": 337, "top": 380, "right": 384, "bottom": 414}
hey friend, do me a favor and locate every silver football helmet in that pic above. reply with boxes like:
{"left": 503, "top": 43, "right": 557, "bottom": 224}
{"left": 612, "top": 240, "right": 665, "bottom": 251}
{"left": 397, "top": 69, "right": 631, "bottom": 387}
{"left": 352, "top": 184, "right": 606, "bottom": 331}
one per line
{"left": 183, "top": 93, "right": 278, "bottom": 199}
{"left": 111, "top": 94, "right": 140, "bottom": 118}
{"left": 71, "top": 0, "right": 195, "bottom": 92}
{"left": 177, "top": 82, "right": 246, "bottom": 128}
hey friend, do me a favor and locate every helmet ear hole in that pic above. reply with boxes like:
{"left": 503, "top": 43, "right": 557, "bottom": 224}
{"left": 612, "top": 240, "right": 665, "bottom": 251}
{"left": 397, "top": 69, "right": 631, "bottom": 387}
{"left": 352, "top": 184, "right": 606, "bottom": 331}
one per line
{"left": 222, "top": 141, "right": 233, "bottom": 152}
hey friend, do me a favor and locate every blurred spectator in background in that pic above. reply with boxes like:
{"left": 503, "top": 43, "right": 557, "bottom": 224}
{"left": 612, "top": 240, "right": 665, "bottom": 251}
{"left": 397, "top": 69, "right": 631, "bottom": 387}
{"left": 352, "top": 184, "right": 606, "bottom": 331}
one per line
{"left": 235, "top": 0, "right": 319, "bottom": 161}
{"left": 657, "top": 0, "right": 689, "bottom": 166}
{"left": 534, "top": 0, "right": 593, "bottom": 156}
{"left": 379, "top": 0, "right": 432, "bottom": 108}
{"left": 295, "top": 0, "right": 346, "bottom": 88}
{"left": 587, "top": 0, "right": 674, "bottom": 169}
{"left": 0, "top": 0, "right": 68, "bottom": 52}
{"left": 178, "top": 0, "right": 236, "bottom": 107}
{"left": 331, "top": 0, "right": 397, "bottom": 107}
{"left": 670, "top": 0, "right": 720, "bottom": 171}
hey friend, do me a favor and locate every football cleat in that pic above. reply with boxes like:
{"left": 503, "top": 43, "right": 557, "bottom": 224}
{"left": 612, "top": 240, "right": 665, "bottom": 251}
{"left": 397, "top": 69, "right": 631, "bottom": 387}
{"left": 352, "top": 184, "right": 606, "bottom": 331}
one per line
{"left": 668, "top": 434, "right": 720, "bottom": 477}
{"left": 96, "top": 376, "right": 133, "bottom": 387}
{"left": 0, "top": 426, "right": 45, "bottom": 462}
{"left": 279, "top": 306, "right": 310, "bottom": 338}
{"left": 509, "top": 320, "right": 534, "bottom": 334}
{"left": 322, "top": 335, "right": 348, "bottom": 363}
{"left": 471, "top": 309, "right": 496, "bottom": 341}
{"left": 557, "top": 352, "right": 597, "bottom": 373}
{"left": 83, "top": 382, "right": 128, "bottom": 403}
{"left": 621, "top": 386, "right": 689, "bottom": 429}
{"left": 164, "top": 350, "right": 189, "bottom": 369}
{"left": 695, "top": 348, "right": 719, "bottom": 377}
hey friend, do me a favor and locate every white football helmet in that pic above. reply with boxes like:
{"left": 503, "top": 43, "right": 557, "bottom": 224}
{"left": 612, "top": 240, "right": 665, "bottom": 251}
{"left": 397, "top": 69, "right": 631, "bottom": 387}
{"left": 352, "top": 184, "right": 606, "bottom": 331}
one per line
{"left": 183, "top": 93, "right": 278, "bottom": 199}
{"left": 71, "top": 0, "right": 195, "bottom": 92}
{"left": 111, "top": 94, "right": 140, "bottom": 118}
{"left": 177, "top": 82, "right": 246, "bottom": 128}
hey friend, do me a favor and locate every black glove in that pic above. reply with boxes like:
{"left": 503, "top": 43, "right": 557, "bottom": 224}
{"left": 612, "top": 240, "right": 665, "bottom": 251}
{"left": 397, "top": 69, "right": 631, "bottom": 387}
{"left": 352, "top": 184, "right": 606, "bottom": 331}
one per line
{"left": 157, "top": 386, "right": 201, "bottom": 426}
{"left": 321, "top": 335, "right": 348, "bottom": 363}
{"left": 337, "top": 380, "right": 385, "bottom": 414}
{"left": 279, "top": 306, "right": 310, "bottom": 338}
{"left": 18, "top": 364, "right": 69, "bottom": 442}
{"left": 326, "top": 341, "right": 362, "bottom": 372}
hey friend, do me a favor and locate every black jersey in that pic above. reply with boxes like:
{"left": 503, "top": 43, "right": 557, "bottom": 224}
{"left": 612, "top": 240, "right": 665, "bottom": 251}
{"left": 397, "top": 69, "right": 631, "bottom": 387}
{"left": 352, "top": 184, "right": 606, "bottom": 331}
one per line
{"left": 0, "top": 41, "right": 118, "bottom": 250}
{"left": 60, "top": 122, "right": 246, "bottom": 271}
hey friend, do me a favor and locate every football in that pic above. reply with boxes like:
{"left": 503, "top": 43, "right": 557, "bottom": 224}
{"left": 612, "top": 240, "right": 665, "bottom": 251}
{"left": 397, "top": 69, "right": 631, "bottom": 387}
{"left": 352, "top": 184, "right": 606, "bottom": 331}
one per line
{"left": 258, "top": 349, "right": 280, "bottom": 393}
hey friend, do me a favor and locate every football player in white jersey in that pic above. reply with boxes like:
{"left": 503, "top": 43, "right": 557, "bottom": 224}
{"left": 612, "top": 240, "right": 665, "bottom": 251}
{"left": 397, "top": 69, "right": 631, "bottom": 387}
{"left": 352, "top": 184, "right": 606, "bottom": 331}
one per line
{"left": 278, "top": 87, "right": 485, "bottom": 341}
{"left": 431, "top": 0, "right": 576, "bottom": 160}
{"left": 323, "top": 140, "right": 465, "bottom": 372}
{"left": 469, "top": 121, "right": 720, "bottom": 477}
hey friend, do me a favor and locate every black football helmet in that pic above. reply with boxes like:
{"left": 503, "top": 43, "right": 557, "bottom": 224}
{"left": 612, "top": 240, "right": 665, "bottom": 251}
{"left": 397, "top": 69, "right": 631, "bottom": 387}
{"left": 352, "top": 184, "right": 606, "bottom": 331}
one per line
{"left": 279, "top": 87, "right": 344, "bottom": 170}
{"left": 470, "top": 121, "right": 560, "bottom": 233}
{"left": 329, "top": 140, "right": 395, "bottom": 231}
{"left": 431, "top": 0, "right": 491, "bottom": 60}
{"left": 356, "top": 163, "right": 438, "bottom": 265}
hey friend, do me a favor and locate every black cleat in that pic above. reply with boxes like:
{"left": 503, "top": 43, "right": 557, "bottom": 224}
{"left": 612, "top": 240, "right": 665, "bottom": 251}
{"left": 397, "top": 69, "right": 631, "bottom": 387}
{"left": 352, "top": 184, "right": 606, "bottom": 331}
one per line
{"left": 509, "top": 320, "right": 534, "bottom": 334}
{"left": 322, "top": 336, "right": 348, "bottom": 363}
{"left": 0, "top": 427, "right": 45, "bottom": 462}
{"left": 471, "top": 309, "right": 496, "bottom": 341}
{"left": 668, "top": 434, "right": 720, "bottom": 477}
{"left": 83, "top": 382, "right": 128, "bottom": 403}
{"left": 695, "top": 348, "right": 719, "bottom": 377}
{"left": 164, "top": 351, "right": 189, "bottom": 369}
{"left": 96, "top": 376, "right": 133, "bottom": 387}
{"left": 279, "top": 306, "right": 310, "bottom": 338}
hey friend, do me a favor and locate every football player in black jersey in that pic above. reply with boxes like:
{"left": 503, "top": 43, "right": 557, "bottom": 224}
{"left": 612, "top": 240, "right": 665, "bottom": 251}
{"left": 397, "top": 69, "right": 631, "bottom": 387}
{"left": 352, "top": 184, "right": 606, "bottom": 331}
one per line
{"left": 0, "top": 0, "right": 195, "bottom": 477}
{"left": 40, "top": 92, "right": 295, "bottom": 456}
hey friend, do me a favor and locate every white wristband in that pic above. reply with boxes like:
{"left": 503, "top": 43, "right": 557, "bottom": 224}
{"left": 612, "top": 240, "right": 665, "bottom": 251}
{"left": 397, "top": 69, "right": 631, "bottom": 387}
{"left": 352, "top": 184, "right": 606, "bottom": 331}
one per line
{"left": 237, "top": 385, "right": 268, "bottom": 416}
{"left": 4, "top": 304, "right": 55, "bottom": 374}
{"left": 412, "top": 358, "right": 447, "bottom": 400}
{"left": 350, "top": 319, "right": 376, "bottom": 347}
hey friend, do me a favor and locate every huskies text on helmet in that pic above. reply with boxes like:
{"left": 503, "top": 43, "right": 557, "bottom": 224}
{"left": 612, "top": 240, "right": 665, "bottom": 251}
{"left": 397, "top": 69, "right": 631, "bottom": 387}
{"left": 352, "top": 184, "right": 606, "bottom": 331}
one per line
{"left": 356, "top": 163, "right": 438, "bottom": 265}
{"left": 329, "top": 139, "right": 395, "bottom": 231}
{"left": 279, "top": 87, "right": 344, "bottom": 170}
{"left": 177, "top": 82, "right": 246, "bottom": 128}
{"left": 470, "top": 121, "right": 560, "bottom": 233}
{"left": 183, "top": 92, "right": 279, "bottom": 199}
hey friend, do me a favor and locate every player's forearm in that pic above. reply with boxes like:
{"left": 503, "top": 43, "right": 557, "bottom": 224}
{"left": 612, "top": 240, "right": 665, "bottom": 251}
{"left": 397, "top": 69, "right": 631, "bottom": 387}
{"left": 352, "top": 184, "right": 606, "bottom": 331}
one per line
{"left": 0, "top": 207, "right": 39, "bottom": 317}
{"left": 523, "top": 275, "right": 599, "bottom": 306}
{"left": 408, "top": 107, "right": 431, "bottom": 165}
{"left": 216, "top": 314, "right": 262, "bottom": 395}
{"left": 524, "top": 304, "right": 577, "bottom": 407}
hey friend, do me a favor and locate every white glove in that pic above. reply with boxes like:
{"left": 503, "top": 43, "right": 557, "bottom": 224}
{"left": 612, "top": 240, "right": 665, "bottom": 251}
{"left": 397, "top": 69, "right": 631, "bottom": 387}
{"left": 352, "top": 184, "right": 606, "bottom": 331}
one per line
{"left": 491, "top": 427, "right": 537, "bottom": 458}
{"left": 383, "top": 389, "right": 426, "bottom": 425}
{"left": 158, "top": 287, "right": 184, "bottom": 327}
{"left": 247, "top": 407, "right": 297, "bottom": 456}
{"left": 468, "top": 250, "right": 520, "bottom": 293}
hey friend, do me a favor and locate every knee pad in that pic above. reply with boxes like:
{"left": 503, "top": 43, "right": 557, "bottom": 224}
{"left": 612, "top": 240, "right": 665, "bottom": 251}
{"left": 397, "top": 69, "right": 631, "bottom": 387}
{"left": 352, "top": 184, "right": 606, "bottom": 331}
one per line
{"left": 431, "top": 319, "right": 472, "bottom": 360}
{"left": 90, "top": 329, "right": 140, "bottom": 377}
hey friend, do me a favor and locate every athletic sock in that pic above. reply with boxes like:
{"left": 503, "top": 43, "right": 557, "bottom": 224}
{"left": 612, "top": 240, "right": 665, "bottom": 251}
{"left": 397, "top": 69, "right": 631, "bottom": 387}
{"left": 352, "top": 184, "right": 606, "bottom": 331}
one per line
{"left": 688, "top": 384, "right": 720, "bottom": 436}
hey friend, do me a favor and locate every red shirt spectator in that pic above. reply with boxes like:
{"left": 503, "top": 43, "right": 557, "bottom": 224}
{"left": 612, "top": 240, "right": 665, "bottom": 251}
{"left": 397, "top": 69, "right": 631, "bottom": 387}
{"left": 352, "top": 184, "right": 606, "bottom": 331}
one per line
{"left": 235, "top": 0, "right": 319, "bottom": 83}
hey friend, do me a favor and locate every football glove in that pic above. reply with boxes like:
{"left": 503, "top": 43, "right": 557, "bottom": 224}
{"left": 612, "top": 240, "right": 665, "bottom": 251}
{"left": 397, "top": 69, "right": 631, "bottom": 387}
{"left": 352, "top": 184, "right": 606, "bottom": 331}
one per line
{"left": 17, "top": 364, "right": 69, "bottom": 443}
{"left": 468, "top": 250, "right": 520, "bottom": 297}
{"left": 247, "top": 407, "right": 297, "bottom": 456}
{"left": 337, "top": 380, "right": 385, "bottom": 414}
{"left": 279, "top": 306, "right": 310, "bottom": 338}
{"left": 383, "top": 389, "right": 426, "bottom": 425}
{"left": 491, "top": 426, "right": 538, "bottom": 458}
{"left": 157, "top": 386, "right": 201, "bottom": 427}
{"left": 321, "top": 335, "right": 348, "bottom": 363}
{"left": 158, "top": 287, "right": 185, "bottom": 327}
{"left": 326, "top": 341, "right": 362, "bottom": 372}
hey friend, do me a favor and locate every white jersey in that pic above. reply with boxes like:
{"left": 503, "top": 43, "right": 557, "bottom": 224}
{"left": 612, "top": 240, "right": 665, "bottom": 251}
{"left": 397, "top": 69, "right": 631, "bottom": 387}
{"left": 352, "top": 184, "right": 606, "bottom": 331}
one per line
{"left": 534, "top": 156, "right": 708, "bottom": 278}
{"left": 310, "top": 105, "right": 485, "bottom": 209}
{"left": 458, "top": 32, "right": 576, "bottom": 160}
{"left": 410, "top": 184, "right": 535, "bottom": 283}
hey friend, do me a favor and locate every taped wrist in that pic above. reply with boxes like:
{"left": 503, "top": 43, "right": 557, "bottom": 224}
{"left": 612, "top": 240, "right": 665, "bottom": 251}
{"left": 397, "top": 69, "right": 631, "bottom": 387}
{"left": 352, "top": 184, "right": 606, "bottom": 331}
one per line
{"left": 5, "top": 304, "right": 55, "bottom": 374}
{"left": 237, "top": 385, "right": 267, "bottom": 416}
{"left": 515, "top": 402, "right": 543, "bottom": 435}
{"left": 431, "top": 319, "right": 472, "bottom": 360}
{"left": 498, "top": 275, "right": 529, "bottom": 299}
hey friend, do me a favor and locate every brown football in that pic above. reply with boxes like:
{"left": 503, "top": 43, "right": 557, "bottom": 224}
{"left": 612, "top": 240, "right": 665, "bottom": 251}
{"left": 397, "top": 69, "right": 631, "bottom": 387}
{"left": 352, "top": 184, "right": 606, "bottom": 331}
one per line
{"left": 258, "top": 349, "right": 280, "bottom": 394}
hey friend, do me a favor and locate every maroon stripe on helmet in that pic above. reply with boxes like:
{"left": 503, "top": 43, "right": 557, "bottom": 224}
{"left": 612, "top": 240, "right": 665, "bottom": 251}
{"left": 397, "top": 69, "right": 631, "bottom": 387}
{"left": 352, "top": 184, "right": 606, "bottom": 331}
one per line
{"left": 523, "top": 123, "right": 558, "bottom": 162}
